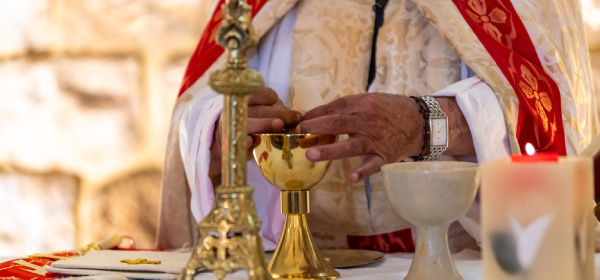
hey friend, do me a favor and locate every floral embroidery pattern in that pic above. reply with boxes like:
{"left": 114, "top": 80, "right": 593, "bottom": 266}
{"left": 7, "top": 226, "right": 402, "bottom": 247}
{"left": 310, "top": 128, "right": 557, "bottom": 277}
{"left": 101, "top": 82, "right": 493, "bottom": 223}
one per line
{"left": 465, "top": 0, "right": 507, "bottom": 42}
{"left": 518, "top": 65, "right": 553, "bottom": 132}
{"left": 452, "top": 0, "right": 566, "bottom": 154}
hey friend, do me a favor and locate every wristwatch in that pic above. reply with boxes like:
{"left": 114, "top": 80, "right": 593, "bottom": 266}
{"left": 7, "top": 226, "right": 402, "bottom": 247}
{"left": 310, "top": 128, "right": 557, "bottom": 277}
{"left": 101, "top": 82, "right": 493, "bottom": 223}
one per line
{"left": 420, "top": 96, "right": 448, "bottom": 161}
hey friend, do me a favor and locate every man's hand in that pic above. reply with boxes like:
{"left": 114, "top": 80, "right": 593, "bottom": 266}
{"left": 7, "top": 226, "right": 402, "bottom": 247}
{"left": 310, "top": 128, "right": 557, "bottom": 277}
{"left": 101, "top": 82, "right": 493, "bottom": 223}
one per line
{"left": 209, "top": 87, "right": 302, "bottom": 178}
{"left": 295, "top": 93, "right": 475, "bottom": 182}
{"left": 295, "top": 93, "right": 423, "bottom": 182}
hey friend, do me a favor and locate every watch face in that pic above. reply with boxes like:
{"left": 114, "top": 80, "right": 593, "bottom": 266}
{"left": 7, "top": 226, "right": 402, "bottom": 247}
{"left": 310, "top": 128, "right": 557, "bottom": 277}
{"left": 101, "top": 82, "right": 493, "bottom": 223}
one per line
{"left": 430, "top": 117, "right": 448, "bottom": 147}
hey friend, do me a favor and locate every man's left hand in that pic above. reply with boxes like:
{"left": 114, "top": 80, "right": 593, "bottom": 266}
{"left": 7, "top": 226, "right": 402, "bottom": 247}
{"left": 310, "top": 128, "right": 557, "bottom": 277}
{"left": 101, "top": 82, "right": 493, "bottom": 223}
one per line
{"left": 295, "top": 93, "right": 424, "bottom": 182}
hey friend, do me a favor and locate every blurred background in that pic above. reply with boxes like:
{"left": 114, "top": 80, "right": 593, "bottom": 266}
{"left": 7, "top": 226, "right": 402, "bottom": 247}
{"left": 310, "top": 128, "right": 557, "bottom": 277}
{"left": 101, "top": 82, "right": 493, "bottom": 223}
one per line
{"left": 0, "top": 0, "right": 214, "bottom": 255}
{"left": 0, "top": 0, "right": 599, "bottom": 256}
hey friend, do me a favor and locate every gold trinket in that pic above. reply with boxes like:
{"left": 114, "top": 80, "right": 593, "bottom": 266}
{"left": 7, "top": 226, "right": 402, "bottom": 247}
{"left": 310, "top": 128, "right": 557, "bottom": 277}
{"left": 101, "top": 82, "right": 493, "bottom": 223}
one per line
{"left": 120, "top": 258, "right": 161, "bottom": 265}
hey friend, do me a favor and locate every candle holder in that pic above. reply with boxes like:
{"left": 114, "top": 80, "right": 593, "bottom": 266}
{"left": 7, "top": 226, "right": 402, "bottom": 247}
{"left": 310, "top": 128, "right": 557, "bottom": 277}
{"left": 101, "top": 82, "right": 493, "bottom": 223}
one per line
{"left": 381, "top": 162, "right": 479, "bottom": 280}
{"left": 251, "top": 133, "right": 340, "bottom": 280}
{"left": 178, "top": 1, "right": 271, "bottom": 280}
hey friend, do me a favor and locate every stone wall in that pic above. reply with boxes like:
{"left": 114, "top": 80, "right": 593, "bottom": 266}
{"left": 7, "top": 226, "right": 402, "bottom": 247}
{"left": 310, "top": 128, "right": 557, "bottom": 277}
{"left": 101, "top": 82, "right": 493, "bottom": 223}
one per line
{"left": 0, "top": 0, "right": 599, "bottom": 256}
{"left": 0, "top": 0, "right": 212, "bottom": 255}
{"left": 0, "top": 171, "right": 79, "bottom": 255}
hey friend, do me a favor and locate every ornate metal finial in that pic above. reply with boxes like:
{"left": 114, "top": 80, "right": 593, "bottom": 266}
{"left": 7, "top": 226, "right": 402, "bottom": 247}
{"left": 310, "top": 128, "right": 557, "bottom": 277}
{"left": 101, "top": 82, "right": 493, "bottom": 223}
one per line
{"left": 178, "top": 1, "right": 271, "bottom": 280}
{"left": 217, "top": 0, "right": 258, "bottom": 69}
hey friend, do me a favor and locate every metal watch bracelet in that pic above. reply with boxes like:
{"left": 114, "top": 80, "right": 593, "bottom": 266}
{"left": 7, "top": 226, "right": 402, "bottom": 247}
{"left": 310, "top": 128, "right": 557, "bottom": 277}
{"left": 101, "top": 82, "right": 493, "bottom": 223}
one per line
{"left": 420, "top": 96, "right": 447, "bottom": 161}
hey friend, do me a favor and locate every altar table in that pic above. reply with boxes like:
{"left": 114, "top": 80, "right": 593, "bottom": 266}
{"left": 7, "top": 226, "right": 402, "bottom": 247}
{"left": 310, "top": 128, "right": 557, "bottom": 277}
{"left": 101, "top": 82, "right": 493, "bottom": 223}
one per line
{"left": 3, "top": 250, "right": 600, "bottom": 279}
{"left": 192, "top": 250, "right": 600, "bottom": 280}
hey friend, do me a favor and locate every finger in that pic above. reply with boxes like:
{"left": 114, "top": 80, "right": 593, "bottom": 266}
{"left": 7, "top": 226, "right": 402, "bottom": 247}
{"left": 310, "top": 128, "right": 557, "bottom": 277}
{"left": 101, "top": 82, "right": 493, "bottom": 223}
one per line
{"left": 247, "top": 118, "right": 284, "bottom": 134}
{"left": 248, "top": 87, "right": 278, "bottom": 106}
{"left": 246, "top": 135, "right": 255, "bottom": 160}
{"left": 296, "top": 114, "right": 359, "bottom": 135}
{"left": 303, "top": 95, "right": 362, "bottom": 120}
{"left": 298, "top": 136, "right": 318, "bottom": 149}
{"left": 318, "top": 134, "right": 338, "bottom": 146}
{"left": 247, "top": 135, "right": 254, "bottom": 149}
{"left": 249, "top": 106, "right": 303, "bottom": 126}
{"left": 347, "top": 154, "right": 385, "bottom": 182}
{"left": 247, "top": 135, "right": 254, "bottom": 160}
{"left": 305, "top": 136, "right": 371, "bottom": 162}
{"left": 298, "top": 134, "right": 337, "bottom": 149}
{"left": 210, "top": 117, "right": 223, "bottom": 155}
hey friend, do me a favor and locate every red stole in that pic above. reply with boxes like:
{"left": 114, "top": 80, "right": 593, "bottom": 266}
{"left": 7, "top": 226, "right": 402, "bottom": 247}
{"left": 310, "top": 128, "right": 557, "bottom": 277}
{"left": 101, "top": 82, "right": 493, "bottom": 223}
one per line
{"left": 178, "top": 0, "right": 269, "bottom": 97}
{"left": 451, "top": 0, "right": 567, "bottom": 155}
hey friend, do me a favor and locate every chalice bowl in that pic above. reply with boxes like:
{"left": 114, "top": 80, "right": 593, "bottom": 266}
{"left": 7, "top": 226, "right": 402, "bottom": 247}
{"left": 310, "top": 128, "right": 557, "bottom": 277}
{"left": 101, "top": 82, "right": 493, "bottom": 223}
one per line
{"left": 251, "top": 132, "right": 340, "bottom": 280}
{"left": 381, "top": 162, "right": 479, "bottom": 280}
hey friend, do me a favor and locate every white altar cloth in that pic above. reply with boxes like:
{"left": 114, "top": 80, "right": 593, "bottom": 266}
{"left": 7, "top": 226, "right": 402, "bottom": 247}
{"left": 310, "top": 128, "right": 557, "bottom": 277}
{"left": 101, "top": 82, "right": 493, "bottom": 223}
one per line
{"left": 3, "top": 250, "right": 600, "bottom": 279}
{"left": 192, "top": 250, "right": 600, "bottom": 280}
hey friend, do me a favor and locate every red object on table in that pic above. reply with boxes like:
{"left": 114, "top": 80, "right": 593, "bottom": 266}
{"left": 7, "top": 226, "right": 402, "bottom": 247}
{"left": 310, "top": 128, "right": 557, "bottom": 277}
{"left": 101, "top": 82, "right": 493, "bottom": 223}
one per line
{"left": 0, "top": 252, "right": 78, "bottom": 280}
{"left": 0, "top": 248, "right": 162, "bottom": 279}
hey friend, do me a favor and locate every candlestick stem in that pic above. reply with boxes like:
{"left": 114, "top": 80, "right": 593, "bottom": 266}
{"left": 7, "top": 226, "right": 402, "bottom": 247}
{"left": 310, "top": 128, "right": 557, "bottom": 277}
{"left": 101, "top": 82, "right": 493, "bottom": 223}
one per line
{"left": 178, "top": 1, "right": 271, "bottom": 279}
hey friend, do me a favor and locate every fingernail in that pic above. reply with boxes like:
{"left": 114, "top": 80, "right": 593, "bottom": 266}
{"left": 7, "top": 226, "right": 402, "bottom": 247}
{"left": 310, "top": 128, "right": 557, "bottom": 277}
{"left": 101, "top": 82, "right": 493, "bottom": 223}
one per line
{"left": 306, "top": 148, "right": 320, "bottom": 161}
{"left": 272, "top": 119, "right": 284, "bottom": 129}
{"left": 295, "top": 124, "right": 302, "bottom": 133}
{"left": 349, "top": 173, "right": 359, "bottom": 182}
{"left": 296, "top": 113, "right": 303, "bottom": 123}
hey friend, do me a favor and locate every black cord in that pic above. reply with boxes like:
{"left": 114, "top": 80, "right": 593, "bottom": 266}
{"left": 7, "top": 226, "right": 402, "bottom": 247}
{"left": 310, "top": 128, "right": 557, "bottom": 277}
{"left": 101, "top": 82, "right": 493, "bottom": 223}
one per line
{"left": 366, "top": 0, "right": 389, "bottom": 92}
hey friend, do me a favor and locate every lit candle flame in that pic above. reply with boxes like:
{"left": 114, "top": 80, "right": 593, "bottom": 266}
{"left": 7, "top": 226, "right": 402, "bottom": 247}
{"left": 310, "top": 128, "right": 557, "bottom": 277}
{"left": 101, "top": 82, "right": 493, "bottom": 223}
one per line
{"left": 525, "top": 143, "right": 536, "bottom": 156}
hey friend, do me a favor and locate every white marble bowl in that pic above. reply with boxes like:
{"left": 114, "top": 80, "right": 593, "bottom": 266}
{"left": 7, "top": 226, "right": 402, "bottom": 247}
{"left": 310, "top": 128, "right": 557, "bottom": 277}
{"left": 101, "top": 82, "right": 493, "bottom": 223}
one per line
{"left": 381, "top": 161, "right": 479, "bottom": 280}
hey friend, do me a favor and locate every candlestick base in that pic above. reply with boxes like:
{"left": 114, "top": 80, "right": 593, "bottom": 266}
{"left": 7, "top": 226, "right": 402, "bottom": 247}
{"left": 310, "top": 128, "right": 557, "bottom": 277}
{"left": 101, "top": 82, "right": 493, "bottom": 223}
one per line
{"left": 179, "top": 186, "right": 272, "bottom": 280}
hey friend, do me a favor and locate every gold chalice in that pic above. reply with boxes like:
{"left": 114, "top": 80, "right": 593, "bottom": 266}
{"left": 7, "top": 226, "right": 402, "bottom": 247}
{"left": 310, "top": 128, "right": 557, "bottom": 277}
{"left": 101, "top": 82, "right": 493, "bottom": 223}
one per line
{"left": 251, "top": 133, "right": 340, "bottom": 280}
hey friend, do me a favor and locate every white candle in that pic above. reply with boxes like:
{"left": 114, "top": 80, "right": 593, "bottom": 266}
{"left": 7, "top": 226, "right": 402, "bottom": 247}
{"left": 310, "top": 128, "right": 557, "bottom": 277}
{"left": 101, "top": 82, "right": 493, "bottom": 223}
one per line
{"left": 481, "top": 155, "right": 594, "bottom": 280}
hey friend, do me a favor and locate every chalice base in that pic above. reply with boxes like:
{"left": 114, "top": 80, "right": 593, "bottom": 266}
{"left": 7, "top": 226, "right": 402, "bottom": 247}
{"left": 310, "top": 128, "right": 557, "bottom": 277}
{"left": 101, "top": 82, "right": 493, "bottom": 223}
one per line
{"left": 268, "top": 214, "right": 340, "bottom": 280}
{"left": 406, "top": 223, "right": 462, "bottom": 280}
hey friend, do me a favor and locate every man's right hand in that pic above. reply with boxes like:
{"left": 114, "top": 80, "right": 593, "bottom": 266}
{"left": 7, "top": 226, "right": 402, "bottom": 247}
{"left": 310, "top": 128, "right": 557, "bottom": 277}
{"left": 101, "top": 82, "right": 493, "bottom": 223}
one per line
{"left": 209, "top": 87, "right": 302, "bottom": 178}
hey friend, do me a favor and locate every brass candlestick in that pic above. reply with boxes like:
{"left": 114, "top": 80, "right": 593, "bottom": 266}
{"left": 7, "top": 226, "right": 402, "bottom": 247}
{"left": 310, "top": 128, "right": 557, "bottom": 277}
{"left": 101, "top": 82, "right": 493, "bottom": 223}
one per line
{"left": 179, "top": 1, "right": 271, "bottom": 280}
{"left": 251, "top": 133, "right": 340, "bottom": 280}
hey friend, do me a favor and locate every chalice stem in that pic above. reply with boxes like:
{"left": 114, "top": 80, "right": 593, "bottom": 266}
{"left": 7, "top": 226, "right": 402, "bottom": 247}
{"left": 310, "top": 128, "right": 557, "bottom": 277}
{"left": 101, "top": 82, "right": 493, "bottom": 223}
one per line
{"left": 269, "top": 213, "right": 339, "bottom": 279}
{"left": 408, "top": 223, "right": 462, "bottom": 280}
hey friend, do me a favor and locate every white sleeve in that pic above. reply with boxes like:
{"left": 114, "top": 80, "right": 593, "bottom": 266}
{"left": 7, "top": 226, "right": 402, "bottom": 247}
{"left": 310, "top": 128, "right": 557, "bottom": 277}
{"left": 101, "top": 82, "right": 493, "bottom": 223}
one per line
{"left": 178, "top": 7, "right": 297, "bottom": 251}
{"left": 432, "top": 76, "right": 511, "bottom": 246}
{"left": 179, "top": 90, "right": 222, "bottom": 222}
{"left": 433, "top": 76, "right": 511, "bottom": 163}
